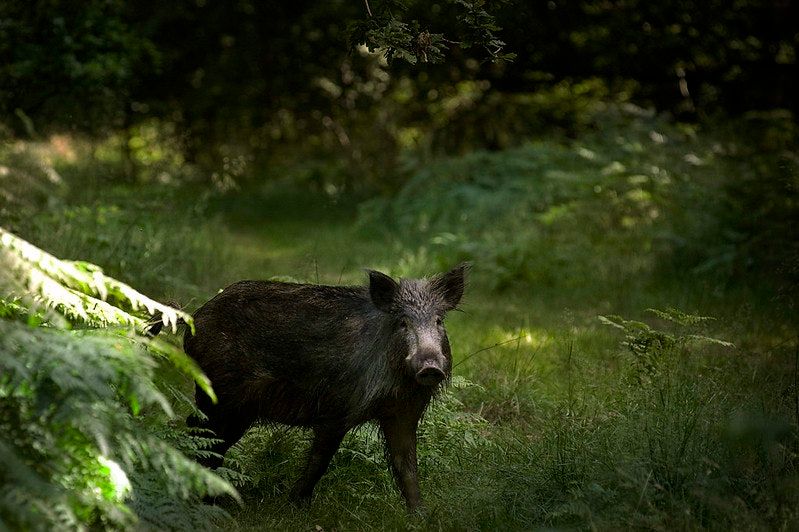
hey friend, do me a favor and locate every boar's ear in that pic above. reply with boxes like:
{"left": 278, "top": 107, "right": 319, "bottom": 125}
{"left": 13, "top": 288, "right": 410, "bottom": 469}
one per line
{"left": 368, "top": 270, "right": 399, "bottom": 312}
{"left": 432, "top": 262, "right": 470, "bottom": 311}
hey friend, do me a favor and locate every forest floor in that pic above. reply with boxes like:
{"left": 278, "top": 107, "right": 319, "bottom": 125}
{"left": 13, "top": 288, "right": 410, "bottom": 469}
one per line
{"left": 164, "top": 188, "right": 795, "bottom": 531}
{"left": 5, "top": 116, "right": 797, "bottom": 529}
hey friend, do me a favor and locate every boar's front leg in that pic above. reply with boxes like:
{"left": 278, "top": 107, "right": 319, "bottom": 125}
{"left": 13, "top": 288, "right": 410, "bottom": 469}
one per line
{"left": 292, "top": 427, "right": 347, "bottom": 502}
{"left": 380, "top": 414, "right": 422, "bottom": 511}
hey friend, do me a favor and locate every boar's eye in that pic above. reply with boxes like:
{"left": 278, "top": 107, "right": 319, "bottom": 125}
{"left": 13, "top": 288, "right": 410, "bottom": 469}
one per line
{"left": 399, "top": 317, "right": 410, "bottom": 330}
{"left": 435, "top": 316, "right": 443, "bottom": 327}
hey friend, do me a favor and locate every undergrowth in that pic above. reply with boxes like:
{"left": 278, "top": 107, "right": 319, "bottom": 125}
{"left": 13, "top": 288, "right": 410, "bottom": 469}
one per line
{"left": 0, "top": 227, "right": 238, "bottom": 530}
{"left": 360, "top": 105, "right": 798, "bottom": 308}
{"left": 1, "top": 107, "right": 797, "bottom": 530}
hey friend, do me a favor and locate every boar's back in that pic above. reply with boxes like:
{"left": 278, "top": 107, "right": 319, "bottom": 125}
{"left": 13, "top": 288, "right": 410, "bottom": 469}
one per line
{"left": 184, "top": 281, "right": 378, "bottom": 424}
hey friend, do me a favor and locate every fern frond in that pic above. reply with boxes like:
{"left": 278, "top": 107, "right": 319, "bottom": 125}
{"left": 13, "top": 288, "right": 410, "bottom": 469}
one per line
{"left": 145, "top": 334, "right": 216, "bottom": 403}
{"left": 0, "top": 226, "right": 193, "bottom": 333}
{"left": 0, "top": 320, "right": 237, "bottom": 529}
{"left": 646, "top": 307, "right": 715, "bottom": 327}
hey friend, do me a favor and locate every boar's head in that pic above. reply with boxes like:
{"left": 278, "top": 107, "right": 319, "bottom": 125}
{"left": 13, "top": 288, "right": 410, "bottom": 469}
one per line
{"left": 368, "top": 263, "right": 468, "bottom": 387}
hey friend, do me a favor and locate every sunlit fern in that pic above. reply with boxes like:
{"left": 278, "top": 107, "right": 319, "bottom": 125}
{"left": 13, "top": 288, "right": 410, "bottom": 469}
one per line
{"left": 0, "top": 225, "right": 214, "bottom": 401}
{"left": 0, "top": 225, "right": 191, "bottom": 331}
{"left": 0, "top": 226, "right": 234, "bottom": 530}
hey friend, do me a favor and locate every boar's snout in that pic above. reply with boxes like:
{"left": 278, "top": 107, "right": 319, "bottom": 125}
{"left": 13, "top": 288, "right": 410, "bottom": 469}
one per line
{"left": 415, "top": 359, "right": 447, "bottom": 386}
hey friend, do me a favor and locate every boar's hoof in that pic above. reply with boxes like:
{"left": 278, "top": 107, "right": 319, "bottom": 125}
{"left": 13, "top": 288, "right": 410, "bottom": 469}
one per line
{"left": 407, "top": 501, "right": 428, "bottom": 516}
{"left": 289, "top": 492, "right": 313, "bottom": 508}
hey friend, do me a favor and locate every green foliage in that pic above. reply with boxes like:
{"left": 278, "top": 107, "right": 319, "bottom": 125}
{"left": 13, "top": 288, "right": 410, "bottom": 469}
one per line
{"left": 453, "top": 0, "right": 515, "bottom": 62}
{"left": 458, "top": 305, "right": 796, "bottom": 530}
{"left": 419, "top": 376, "right": 493, "bottom": 460}
{"left": 680, "top": 111, "right": 799, "bottom": 310}
{"left": 360, "top": 105, "right": 656, "bottom": 289}
{"left": 599, "top": 308, "right": 733, "bottom": 384}
{"left": 2, "top": 0, "right": 795, "bottom": 208}
{"left": 0, "top": 139, "right": 69, "bottom": 222}
{"left": 0, "top": 225, "right": 216, "bottom": 399}
{"left": 222, "top": 375, "right": 493, "bottom": 527}
{"left": 348, "top": 0, "right": 511, "bottom": 65}
{"left": 0, "top": 321, "right": 236, "bottom": 530}
{"left": 2, "top": 157, "right": 796, "bottom": 529}
{"left": 492, "top": 0, "right": 797, "bottom": 113}
{"left": 0, "top": 140, "right": 237, "bottom": 300}
{"left": 358, "top": 104, "right": 798, "bottom": 299}
{"left": 0, "top": 226, "right": 192, "bottom": 331}
{"left": 0, "top": 226, "right": 239, "bottom": 529}
{"left": 565, "top": 308, "right": 796, "bottom": 529}
{"left": 0, "top": 0, "right": 156, "bottom": 135}
{"left": 3, "top": 0, "right": 792, "bottom": 149}
{"left": 350, "top": 13, "right": 446, "bottom": 65}
{"left": 2, "top": 81, "right": 797, "bottom": 529}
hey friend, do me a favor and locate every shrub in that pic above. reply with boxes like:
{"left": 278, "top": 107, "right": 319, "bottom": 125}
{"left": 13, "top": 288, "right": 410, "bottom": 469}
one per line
{"left": 0, "top": 226, "right": 238, "bottom": 530}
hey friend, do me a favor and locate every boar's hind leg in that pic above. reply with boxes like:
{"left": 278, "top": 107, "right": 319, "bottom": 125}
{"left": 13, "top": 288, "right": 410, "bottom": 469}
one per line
{"left": 188, "top": 385, "right": 252, "bottom": 469}
{"left": 380, "top": 415, "right": 422, "bottom": 511}
{"left": 291, "top": 427, "right": 347, "bottom": 502}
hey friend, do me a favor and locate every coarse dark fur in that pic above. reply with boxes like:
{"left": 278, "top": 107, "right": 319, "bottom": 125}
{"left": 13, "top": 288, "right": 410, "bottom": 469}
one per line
{"left": 168, "top": 264, "right": 468, "bottom": 510}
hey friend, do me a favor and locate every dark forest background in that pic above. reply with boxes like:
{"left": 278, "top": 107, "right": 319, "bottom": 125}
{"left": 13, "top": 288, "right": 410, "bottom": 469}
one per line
{"left": 3, "top": 1, "right": 797, "bottom": 163}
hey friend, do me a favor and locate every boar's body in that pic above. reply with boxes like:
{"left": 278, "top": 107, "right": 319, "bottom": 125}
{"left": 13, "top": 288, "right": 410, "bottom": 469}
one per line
{"left": 182, "top": 265, "right": 467, "bottom": 510}
{"left": 185, "top": 281, "right": 414, "bottom": 428}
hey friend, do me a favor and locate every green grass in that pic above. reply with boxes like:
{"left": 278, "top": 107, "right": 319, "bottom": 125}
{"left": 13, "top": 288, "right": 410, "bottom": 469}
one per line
{"left": 194, "top": 195, "right": 795, "bottom": 531}
{"left": 23, "top": 186, "right": 789, "bottom": 531}
{"left": 3, "top": 114, "right": 797, "bottom": 529}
